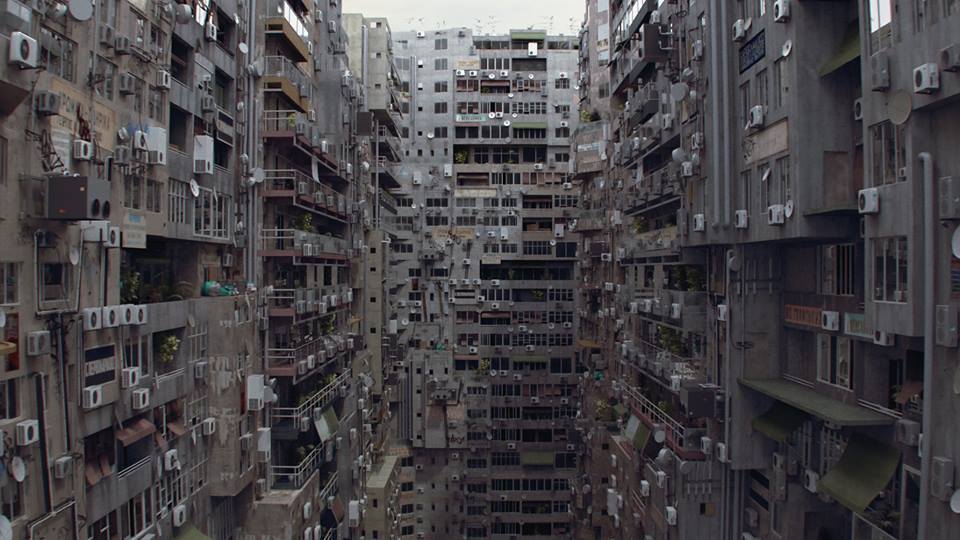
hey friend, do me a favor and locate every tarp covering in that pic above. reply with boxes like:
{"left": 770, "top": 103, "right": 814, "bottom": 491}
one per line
{"left": 624, "top": 415, "right": 650, "bottom": 450}
{"left": 740, "top": 378, "right": 894, "bottom": 426}
{"left": 818, "top": 434, "right": 901, "bottom": 513}
{"left": 819, "top": 21, "right": 861, "bottom": 76}
{"left": 314, "top": 407, "right": 339, "bottom": 442}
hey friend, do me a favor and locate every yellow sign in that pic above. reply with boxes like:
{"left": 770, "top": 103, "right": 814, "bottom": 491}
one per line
{"left": 48, "top": 78, "right": 118, "bottom": 152}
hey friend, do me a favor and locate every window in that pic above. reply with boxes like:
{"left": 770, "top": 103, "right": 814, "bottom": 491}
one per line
{"left": 41, "top": 263, "right": 70, "bottom": 305}
{"left": 756, "top": 69, "right": 769, "bottom": 109}
{"left": 0, "top": 379, "right": 17, "bottom": 419}
{"left": 434, "top": 81, "right": 448, "bottom": 92}
{"left": 555, "top": 78, "right": 570, "bottom": 89}
{"left": 121, "top": 488, "right": 154, "bottom": 538}
{"left": 759, "top": 0, "right": 766, "bottom": 16}
{"left": 758, "top": 163, "right": 771, "bottom": 208}
{"left": 434, "top": 102, "right": 448, "bottom": 114}
{"left": 554, "top": 152, "right": 570, "bottom": 162}
{"left": 774, "top": 156, "right": 790, "bottom": 204}
{"left": 817, "top": 334, "right": 852, "bottom": 389}
{"left": 868, "top": 0, "right": 894, "bottom": 52}
{"left": 124, "top": 176, "right": 142, "bottom": 209}
{"left": 555, "top": 127, "right": 570, "bottom": 138}
{"left": 86, "top": 511, "right": 117, "bottom": 540}
{"left": 193, "top": 187, "right": 229, "bottom": 239}
{"left": 39, "top": 28, "right": 76, "bottom": 81}
{"left": 819, "top": 244, "right": 856, "bottom": 296}
{"left": 870, "top": 121, "right": 906, "bottom": 185}
{"left": 739, "top": 81, "right": 751, "bottom": 127}
{"left": 0, "top": 263, "right": 20, "bottom": 305}
{"left": 89, "top": 54, "right": 116, "bottom": 99}
{"left": 147, "top": 86, "right": 164, "bottom": 121}
{"left": 773, "top": 58, "right": 788, "bottom": 109}
{"left": 168, "top": 180, "right": 189, "bottom": 224}
{"left": 434, "top": 126, "right": 448, "bottom": 138}
{"left": 435, "top": 38, "right": 448, "bottom": 50}
{"left": 146, "top": 179, "right": 162, "bottom": 213}
{"left": 873, "top": 237, "right": 909, "bottom": 302}
{"left": 434, "top": 58, "right": 448, "bottom": 70}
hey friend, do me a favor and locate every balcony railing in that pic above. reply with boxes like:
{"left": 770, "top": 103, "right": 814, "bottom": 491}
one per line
{"left": 272, "top": 369, "right": 351, "bottom": 423}
{"left": 264, "top": 56, "right": 312, "bottom": 100}
{"left": 261, "top": 109, "right": 307, "bottom": 133}
{"left": 625, "top": 338, "right": 710, "bottom": 387}
{"left": 263, "top": 169, "right": 346, "bottom": 213}
{"left": 266, "top": 332, "right": 348, "bottom": 371}
{"left": 620, "top": 381, "right": 691, "bottom": 449}
{"left": 271, "top": 444, "right": 325, "bottom": 489}
{"left": 259, "top": 228, "right": 349, "bottom": 256}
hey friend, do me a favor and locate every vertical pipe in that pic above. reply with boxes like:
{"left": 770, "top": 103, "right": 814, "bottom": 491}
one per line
{"left": 709, "top": 0, "right": 722, "bottom": 229}
{"left": 918, "top": 151, "right": 933, "bottom": 539}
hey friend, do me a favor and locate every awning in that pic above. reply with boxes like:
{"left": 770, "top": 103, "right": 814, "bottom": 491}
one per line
{"left": 453, "top": 354, "right": 481, "bottom": 361}
{"left": 577, "top": 339, "right": 602, "bottom": 349}
{"left": 513, "top": 355, "right": 548, "bottom": 364}
{"left": 819, "top": 21, "right": 861, "bottom": 76}
{"left": 520, "top": 451, "right": 555, "bottom": 466}
{"left": 314, "top": 407, "right": 339, "bottom": 443}
{"left": 624, "top": 415, "right": 651, "bottom": 450}
{"left": 511, "top": 30, "right": 546, "bottom": 41}
{"left": 740, "top": 378, "right": 894, "bottom": 426}
{"left": 115, "top": 419, "right": 157, "bottom": 447}
{"left": 174, "top": 525, "right": 212, "bottom": 540}
{"left": 751, "top": 402, "right": 808, "bottom": 443}
{"left": 818, "top": 434, "right": 901, "bottom": 513}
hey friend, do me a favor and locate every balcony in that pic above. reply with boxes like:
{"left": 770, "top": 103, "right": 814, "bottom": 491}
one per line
{"left": 619, "top": 382, "right": 706, "bottom": 457}
{"left": 265, "top": 286, "right": 352, "bottom": 323}
{"left": 262, "top": 56, "right": 311, "bottom": 111}
{"left": 625, "top": 338, "right": 711, "bottom": 389}
{"left": 265, "top": 0, "right": 312, "bottom": 62}
{"left": 272, "top": 370, "right": 351, "bottom": 427}
{"left": 259, "top": 228, "right": 349, "bottom": 263}
{"left": 262, "top": 168, "right": 349, "bottom": 220}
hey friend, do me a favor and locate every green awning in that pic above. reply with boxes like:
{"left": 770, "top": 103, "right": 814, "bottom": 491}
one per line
{"left": 819, "top": 21, "right": 861, "bottom": 76}
{"left": 520, "top": 451, "right": 555, "bottom": 466}
{"left": 818, "top": 434, "right": 901, "bottom": 513}
{"left": 512, "top": 355, "right": 548, "bottom": 364}
{"left": 511, "top": 121, "right": 548, "bottom": 130}
{"left": 740, "top": 378, "right": 894, "bottom": 426}
{"left": 751, "top": 402, "right": 808, "bottom": 443}
{"left": 511, "top": 30, "right": 546, "bottom": 41}
{"left": 624, "top": 415, "right": 651, "bottom": 450}
{"left": 314, "top": 407, "right": 339, "bottom": 442}
{"left": 174, "top": 526, "right": 212, "bottom": 540}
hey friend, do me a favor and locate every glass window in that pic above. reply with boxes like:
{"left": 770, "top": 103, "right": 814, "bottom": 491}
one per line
{"left": 0, "top": 262, "right": 20, "bottom": 305}
{"left": 818, "top": 334, "right": 853, "bottom": 389}
{"left": 868, "top": 0, "right": 894, "bottom": 52}
{"left": 39, "top": 28, "right": 76, "bottom": 82}
{"left": 0, "top": 379, "right": 17, "bottom": 419}
{"left": 873, "top": 237, "right": 909, "bottom": 302}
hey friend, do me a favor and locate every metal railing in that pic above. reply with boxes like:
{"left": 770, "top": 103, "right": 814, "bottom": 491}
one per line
{"left": 272, "top": 369, "right": 351, "bottom": 422}
{"left": 264, "top": 56, "right": 312, "bottom": 99}
{"left": 259, "top": 228, "right": 349, "bottom": 255}
{"left": 628, "top": 338, "right": 709, "bottom": 386}
{"left": 620, "top": 381, "right": 689, "bottom": 449}
{"left": 271, "top": 444, "right": 325, "bottom": 489}
{"left": 261, "top": 109, "right": 306, "bottom": 133}
{"left": 265, "top": 332, "right": 349, "bottom": 370}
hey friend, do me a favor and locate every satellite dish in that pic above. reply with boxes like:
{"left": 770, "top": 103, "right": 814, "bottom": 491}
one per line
{"left": 727, "top": 249, "right": 742, "bottom": 272}
{"left": 189, "top": 179, "right": 200, "bottom": 197}
{"left": 10, "top": 457, "right": 25, "bottom": 483}
{"left": 69, "top": 247, "right": 80, "bottom": 266}
{"left": 782, "top": 40, "right": 793, "bottom": 57}
{"left": 503, "top": 120, "right": 511, "bottom": 127}
{"left": 508, "top": 93, "right": 514, "bottom": 98}
{"left": 511, "top": 113, "right": 518, "bottom": 118}
{"left": 0, "top": 311, "right": 6, "bottom": 330}
{"left": 117, "top": 127, "right": 129, "bottom": 142}
{"left": 488, "top": 112, "right": 496, "bottom": 119}
{"left": 247, "top": 59, "right": 264, "bottom": 78}
{"left": 66, "top": 0, "right": 92, "bottom": 21}
{"left": 653, "top": 426, "right": 666, "bottom": 443}
{"left": 951, "top": 490, "right": 960, "bottom": 514}
{"left": 0, "top": 515, "right": 11, "bottom": 540}
{"left": 784, "top": 199, "right": 795, "bottom": 218}
{"left": 238, "top": 42, "right": 249, "bottom": 56}
{"left": 175, "top": 4, "right": 193, "bottom": 24}
{"left": 888, "top": 91, "right": 912, "bottom": 125}
{"left": 528, "top": 73, "right": 535, "bottom": 79}
{"left": 252, "top": 167, "right": 265, "bottom": 184}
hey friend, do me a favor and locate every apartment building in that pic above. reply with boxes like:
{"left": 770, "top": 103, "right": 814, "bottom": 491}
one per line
{"left": 0, "top": 0, "right": 380, "bottom": 538}
{"left": 575, "top": 0, "right": 960, "bottom": 539}
{"left": 375, "top": 27, "right": 582, "bottom": 540}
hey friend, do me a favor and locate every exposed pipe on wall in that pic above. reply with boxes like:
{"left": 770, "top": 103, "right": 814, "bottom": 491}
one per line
{"left": 918, "top": 151, "right": 933, "bottom": 539}
{"left": 708, "top": 0, "right": 722, "bottom": 229}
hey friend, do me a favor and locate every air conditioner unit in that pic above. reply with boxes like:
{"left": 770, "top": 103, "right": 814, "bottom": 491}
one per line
{"left": 748, "top": 105, "right": 765, "bottom": 129}
{"left": 895, "top": 418, "right": 921, "bottom": 446}
{"left": 601, "top": 253, "right": 612, "bottom": 262}
{"left": 27, "top": 330, "right": 51, "bottom": 356}
{"left": 102, "top": 306, "right": 121, "bottom": 328}
{"left": 803, "top": 469, "right": 819, "bottom": 493}
{"left": 82, "top": 307, "right": 103, "bottom": 331}
{"left": 165, "top": 449, "right": 181, "bottom": 472}
{"left": 681, "top": 161, "right": 694, "bottom": 177}
{"left": 202, "top": 417, "right": 217, "bottom": 436}
{"left": 194, "top": 361, "right": 208, "bottom": 380}
{"left": 34, "top": 91, "right": 61, "bottom": 116}
{"left": 205, "top": 22, "right": 218, "bottom": 41}
{"left": 821, "top": 311, "right": 840, "bottom": 331}
{"left": 914, "top": 63, "right": 940, "bottom": 94}
{"left": 16, "top": 420, "right": 40, "bottom": 446}
{"left": 156, "top": 69, "right": 172, "bottom": 90}
{"left": 871, "top": 51, "right": 891, "bottom": 91}
{"left": 525, "top": 345, "right": 535, "bottom": 352}
{"left": 716, "top": 441, "right": 729, "bottom": 462}
{"left": 120, "top": 304, "right": 137, "bottom": 325}
{"left": 173, "top": 504, "right": 187, "bottom": 527}
{"left": 670, "top": 303, "right": 682, "bottom": 319}
{"left": 661, "top": 113, "right": 673, "bottom": 130}
{"left": 733, "top": 19, "right": 746, "bottom": 42}
{"left": 122, "top": 367, "right": 141, "bottom": 389}
{"left": 534, "top": 163, "right": 544, "bottom": 171}
{"left": 469, "top": 70, "right": 478, "bottom": 77}
{"left": 693, "top": 213, "right": 705, "bottom": 232}
{"left": 9, "top": 32, "right": 39, "bottom": 68}
{"left": 774, "top": 0, "right": 791, "bottom": 22}
{"left": 54, "top": 455, "right": 73, "bottom": 479}
{"left": 133, "top": 130, "right": 149, "bottom": 151}
{"left": 456, "top": 69, "right": 466, "bottom": 76}
{"left": 82, "top": 385, "right": 104, "bottom": 409}
{"left": 735, "top": 209, "right": 749, "bottom": 229}
{"left": 248, "top": 396, "right": 264, "bottom": 411}
{"left": 767, "top": 204, "right": 785, "bottom": 225}
{"left": 132, "top": 388, "right": 150, "bottom": 410}
{"left": 874, "top": 330, "right": 895, "bottom": 346}
{"left": 118, "top": 72, "right": 135, "bottom": 95}
{"left": 73, "top": 140, "right": 93, "bottom": 161}
{"left": 692, "top": 39, "right": 704, "bottom": 60}
{"left": 854, "top": 98, "right": 864, "bottom": 120}
{"left": 416, "top": 31, "right": 426, "bottom": 38}
{"left": 99, "top": 25, "right": 115, "bottom": 46}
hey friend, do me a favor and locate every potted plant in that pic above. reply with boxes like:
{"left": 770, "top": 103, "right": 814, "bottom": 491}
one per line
{"left": 120, "top": 270, "right": 141, "bottom": 304}
{"left": 157, "top": 335, "right": 181, "bottom": 364}
{"left": 454, "top": 150, "right": 468, "bottom": 164}
{"left": 294, "top": 214, "right": 314, "bottom": 233}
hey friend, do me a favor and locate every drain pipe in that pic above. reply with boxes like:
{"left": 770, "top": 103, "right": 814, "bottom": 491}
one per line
{"left": 708, "top": 0, "right": 722, "bottom": 230}
{"left": 918, "top": 151, "right": 934, "bottom": 539}
{"left": 719, "top": 0, "right": 732, "bottom": 227}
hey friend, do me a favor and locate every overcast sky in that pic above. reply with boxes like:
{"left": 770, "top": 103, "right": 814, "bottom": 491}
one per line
{"left": 344, "top": 0, "right": 584, "bottom": 35}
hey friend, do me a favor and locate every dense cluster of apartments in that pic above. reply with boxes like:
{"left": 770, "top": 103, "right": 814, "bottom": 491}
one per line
{"left": 1, "top": 0, "right": 959, "bottom": 539}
